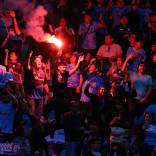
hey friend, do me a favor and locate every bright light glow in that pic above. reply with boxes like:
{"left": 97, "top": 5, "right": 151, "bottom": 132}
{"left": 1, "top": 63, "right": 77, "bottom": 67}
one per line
{"left": 46, "top": 35, "right": 62, "bottom": 49}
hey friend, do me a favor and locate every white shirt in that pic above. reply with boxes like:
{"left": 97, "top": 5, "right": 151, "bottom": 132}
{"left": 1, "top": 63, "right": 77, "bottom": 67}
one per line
{"left": 97, "top": 43, "right": 122, "bottom": 58}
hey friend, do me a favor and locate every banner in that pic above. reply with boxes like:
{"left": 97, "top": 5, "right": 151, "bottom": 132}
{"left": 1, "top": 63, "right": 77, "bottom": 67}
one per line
{"left": 0, "top": 143, "right": 20, "bottom": 155}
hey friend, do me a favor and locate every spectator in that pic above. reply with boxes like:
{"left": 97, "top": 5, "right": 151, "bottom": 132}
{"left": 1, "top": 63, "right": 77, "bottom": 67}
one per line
{"left": 55, "top": 17, "right": 75, "bottom": 51}
{"left": 0, "top": 82, "right": 17, "bottom": 140}
{"left": 1, "top": 10, "right": 12, "bottom": 28}
{"left": 113, "top": 14, "right": 132, "bottom": 53}
{"left": 80, "top": 52, "right": 92, "bottom": 73}
{"left": 109, "top": 115, "right": 130, "bottom": 156}
{"left": 128, "top": 2, "right": 142, "bottom": 35}
{"left": 80, "top": 63, "right": 100, "bottom": 117}
{"left": 82, "top": 63, "right": 105, "bottom": 121}
{"left": 4, "top": 49, "right": 22, "bottom": 84}
{"left": 130, "top": 62, "right": 152, "bottom": 118}
{"left": 112, "top": 0, "right": 130, "bottom": 28}
{"left": 1, "top": 10, "right": 22, "bottom": 57}
{"left": 63, "top": 100, "right": 84, "bottom": 156}
{"left": 139, "top": 112, "right": 156, "bottom": 156}
{"left": 97, "top": 34, "right": 122, "bottom": 59}
{"left": 66, "top": 53, "right": 84, "bottom": 101}
{"left": 92, "top": 0, "right": 108, "bottom": 48}
{"left": 107, "top": 57, "right": 128, "bottom": 92}
{"left": 0, "top": 11, "right": 11, "bottom": 52}
{"left": 78, "top": 12, "right": 106, "bottom": 55}
{"left": 139, "top": 0, "right": 152, "bottom": 33}
{"left": 126, "top": 37, "right": 146, "bottom": 73}
{"left": 27, "top": 51, "right": 49, "bottom": 122}
{"left": 52, "top": 62, "right": 68, "bottom": 121}
{"left": 0, "top": 1, "right": 156, "bottom": 155}
{"left": 127, "top": 33, "right": 137, "bottom": 48}
{"left": 56, "top": 0, "right": 69, "bottom": 20}
{"left": 147, "top": 13, "right": 156, "bottom": 40}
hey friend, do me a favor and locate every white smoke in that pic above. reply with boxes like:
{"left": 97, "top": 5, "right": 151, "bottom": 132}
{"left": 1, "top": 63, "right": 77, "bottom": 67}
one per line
{"left": 2, "top": 0, "right": 34, "bottom": 19}
{"left": 3, "top": 0, "right": 50, "bottom": 42}
{"left": 26, "top": 5, "right": 48, "bottom": 42}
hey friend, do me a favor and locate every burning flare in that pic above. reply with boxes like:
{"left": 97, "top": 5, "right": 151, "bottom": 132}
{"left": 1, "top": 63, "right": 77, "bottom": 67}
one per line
{"left": 46, "top": 35, "right": 62, "bottom": 49}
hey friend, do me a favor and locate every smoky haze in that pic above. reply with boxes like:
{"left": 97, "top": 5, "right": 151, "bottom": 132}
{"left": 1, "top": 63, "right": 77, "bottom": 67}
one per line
{"left": 2, "top": 0, "right": 51, "bottom": 42}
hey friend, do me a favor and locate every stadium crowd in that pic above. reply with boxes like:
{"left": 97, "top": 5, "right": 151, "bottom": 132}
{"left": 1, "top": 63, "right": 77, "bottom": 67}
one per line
{"left": 0, "top": 0, "right": 156, "bottom": 156}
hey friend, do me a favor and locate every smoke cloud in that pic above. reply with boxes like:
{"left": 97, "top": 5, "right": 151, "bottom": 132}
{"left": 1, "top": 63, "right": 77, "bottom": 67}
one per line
{"left": 3, "top": 0, "right": 50, "bottom": 42}
{"left": 26, "top": 5, "right": 48, "bottom": 42}
{"left": 2, "top": 0, "right": 34, "bottom": 20}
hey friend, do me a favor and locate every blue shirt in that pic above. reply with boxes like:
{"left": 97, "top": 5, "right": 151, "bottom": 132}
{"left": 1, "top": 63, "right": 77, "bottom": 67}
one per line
{"left": 131, "top": 73, "right": 152, "bottom": 100}
{"left": 88, "top": 75, "right": 104, "bottom": 94}
{"left": 144, "top": 123, "right": 156, "bottom": 146}
{"left": 66, "top": 64, "right": 81, "bottom": 88}
{"left": 80, "top": 73, "right": 104, "bottom": 102}
{"left": 126, "top": 47, "right": 146, "bottom": 73}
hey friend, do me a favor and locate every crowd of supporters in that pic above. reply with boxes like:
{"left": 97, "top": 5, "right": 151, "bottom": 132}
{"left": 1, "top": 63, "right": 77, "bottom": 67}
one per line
{"left": 0, "top": 0, "right": 156, "bottom": 156}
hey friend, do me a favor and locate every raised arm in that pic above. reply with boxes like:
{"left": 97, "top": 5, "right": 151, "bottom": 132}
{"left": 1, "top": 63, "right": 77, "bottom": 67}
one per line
{"left": 4, "top": 49, "right": 9, "bottom": 66}
{"left": 69, "top": 55, "right": 84, "bottom": 75}
{"left": 121, "top": 53, "right": 136, "bottom": 72}
{"left": 28, "top": 51, "right": 33, "bottom": 70}
{"left": 121, "top": 57, "right": 129, "bottom": 72}
{"left": 10, "top": 10, "right": 21, "bottom": 35}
